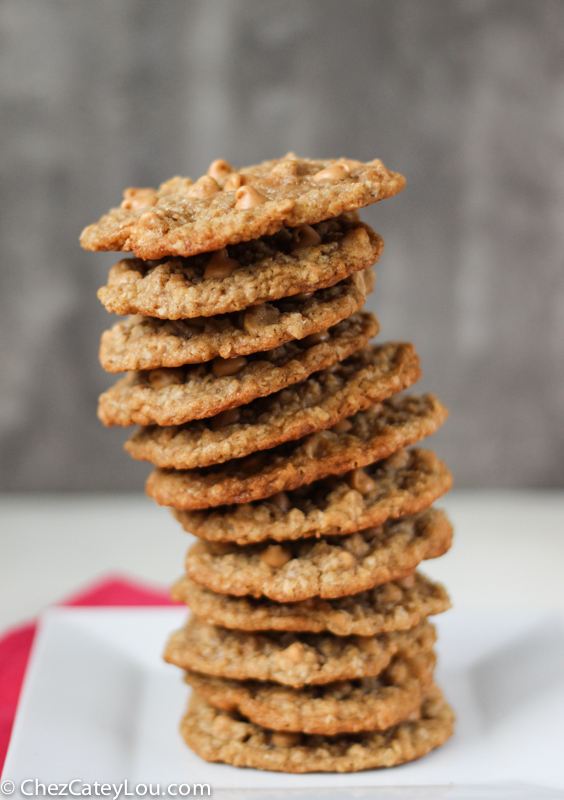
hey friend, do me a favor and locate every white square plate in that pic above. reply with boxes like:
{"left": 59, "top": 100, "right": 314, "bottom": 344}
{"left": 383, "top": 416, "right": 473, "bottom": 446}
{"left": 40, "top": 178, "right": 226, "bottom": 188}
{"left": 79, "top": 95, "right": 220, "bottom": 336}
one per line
{"left": 3, "top": 607, "right": 564, "bottom": 798}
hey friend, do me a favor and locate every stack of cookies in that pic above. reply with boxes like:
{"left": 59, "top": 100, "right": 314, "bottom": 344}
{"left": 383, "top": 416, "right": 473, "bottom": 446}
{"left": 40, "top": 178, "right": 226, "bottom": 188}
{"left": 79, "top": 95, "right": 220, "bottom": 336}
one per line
{"left": 81, "top": 154, "right": 455, "bottom": 774}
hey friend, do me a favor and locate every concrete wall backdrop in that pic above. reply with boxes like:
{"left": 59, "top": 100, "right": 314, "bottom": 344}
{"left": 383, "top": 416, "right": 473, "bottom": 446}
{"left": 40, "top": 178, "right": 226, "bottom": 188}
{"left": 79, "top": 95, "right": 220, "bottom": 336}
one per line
{"left": 1, "top": 0, "right": 563, "bottom": 490}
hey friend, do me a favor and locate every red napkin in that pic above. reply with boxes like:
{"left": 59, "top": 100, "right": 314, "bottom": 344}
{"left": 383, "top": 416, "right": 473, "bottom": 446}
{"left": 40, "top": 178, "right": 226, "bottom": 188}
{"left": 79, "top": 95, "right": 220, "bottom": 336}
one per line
{"left": 0, "top": 574, "right": 178, "bottom": 772}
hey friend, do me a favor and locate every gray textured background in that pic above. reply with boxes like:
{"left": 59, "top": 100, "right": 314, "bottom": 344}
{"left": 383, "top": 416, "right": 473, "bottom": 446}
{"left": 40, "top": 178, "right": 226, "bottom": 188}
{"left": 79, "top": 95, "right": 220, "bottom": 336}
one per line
{"left": 1, "top": 0, "right": 563, "bottom": 491}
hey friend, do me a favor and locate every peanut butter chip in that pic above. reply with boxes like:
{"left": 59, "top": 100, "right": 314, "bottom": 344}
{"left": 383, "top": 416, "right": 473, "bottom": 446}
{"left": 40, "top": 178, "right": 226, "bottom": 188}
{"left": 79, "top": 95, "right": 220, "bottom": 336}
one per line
{"left": 303, "top": 431, "right": 335, "bottom": 460}
{"left": 147, "top": 368, "right": 184, "bottom": 389}
{"left": 211, "top": 356, "right": 248, "bottom": 378}
{"left": 283, "top": 642, "right": 305, "bottom": 663}
{"left": 301, "top": 330, "right": 330, "bottom": 348}
{"left": 292, "top": 225, "right": 322, "bottom": 250}
{"left": 270, "top": 491, "right": 291, "bottom": 513}
{"left": 397, "top": 573, "right": 416, "bottom": 590}
{"left": 120, "top": 188, "right": 158, "bottom": 210}
{"left": 259, "top": 545, "right": 292, "bottom": 569}
{"left": 138, "top": 210, "right": 163, "bottom": 231}
{"left": 313, "top": 164, "right": 351, "bottom": 182}
{"left": 385, "top": 449, "right": 411, "bottom": 470}
{"left": 363, "top": 269, "right": 376, "bottom": 294}
{"left": 331, "top": 418, "right": 353, "bottom": 434}
{"left": 271, "top": 732, "right": 302, "bottom": 748}
{"left": 235, "top": 185, "right": 267, "bottom": 209}
{"left": 204, "top": 249, "right": 240, "bottom": 279}
{"left": 339, "top": 551, "right": 356, "bottom": 569}
{"left": 224, "top": 173, "right": 244, "bottom": 192}
{"left": 187, "top": 176, "right": 221, "bottom": 198}
{"left": 380, "top": 583, "right": 404, "bottom": 604}
{"left": 392, "top": 661, "right": 410, "bottom": 685}
{"left": 347, "top": 468, "right": 377, "bottom": 495}
{"left": 207, "top": 159, "right": 232, "bottom": 183}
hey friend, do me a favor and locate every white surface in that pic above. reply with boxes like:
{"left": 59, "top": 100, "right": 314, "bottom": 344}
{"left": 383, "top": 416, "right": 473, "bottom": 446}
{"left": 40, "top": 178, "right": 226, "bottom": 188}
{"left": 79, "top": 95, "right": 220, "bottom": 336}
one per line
{"left": 3, "top": 607, "right": 564, "bottom": 796}
{"left": 1, "top": 491, "right": 564, "bottom": 634}
{"left": 0, "top": 493, "right": 189, "bottom": 633}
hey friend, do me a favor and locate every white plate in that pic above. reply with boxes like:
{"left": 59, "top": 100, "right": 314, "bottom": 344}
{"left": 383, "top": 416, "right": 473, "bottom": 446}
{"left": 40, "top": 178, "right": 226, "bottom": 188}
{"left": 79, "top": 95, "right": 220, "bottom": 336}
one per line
{"left": 3, "top": 607, "right": 564, "bottom": 799}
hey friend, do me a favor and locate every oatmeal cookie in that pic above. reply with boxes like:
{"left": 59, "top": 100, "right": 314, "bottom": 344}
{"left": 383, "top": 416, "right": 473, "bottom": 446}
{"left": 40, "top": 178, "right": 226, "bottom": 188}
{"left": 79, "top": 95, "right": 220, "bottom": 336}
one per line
{"left": 126, "top": 344, "right": 421, "bottom": 469}
{"left": 164, "top": 618, "right": 435, "bottom": 687}
{"left": 183, "top": 508, "right": 452, "bottom": 602}
{"left": 99, "top": 272, "right": 372, "bottom": 373}
{"left": 146, "top": 394, "right": 448, "bottom": 510}
{"left": 184, "top": 650, "right": 435, "bottom": 735}
{"left": 98, "top": 313, "right": 378, "bottom": 426}
{"left": 171, "top": 571, "right": 450, "bottom": 636}
{"left": 98, "top": 215, "right": 382, "bottom": 319}
{"left": 181, "top": 684, "right": 453, "bottom": 773}
{"left": 80, "top": 155, "right": 405, "bottom": 258}
{"left": 173, "top": 448, "right": 451, "bottom": 544}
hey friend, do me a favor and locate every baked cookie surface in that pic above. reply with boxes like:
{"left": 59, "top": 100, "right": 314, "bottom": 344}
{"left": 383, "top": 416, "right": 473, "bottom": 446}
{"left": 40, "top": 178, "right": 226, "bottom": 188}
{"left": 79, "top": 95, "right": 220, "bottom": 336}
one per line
{"left": 184, "top": 650, "right": 435, "bottom": 735}
{"left": 99, "top": 272, "right": 372, "bottom": 372}
{"left": 183, "top": 508, "right": 452, "bottom": 602}
{"left": 98, "top": 215, "right": 383, "bottom": 319}
{"left": 164, "top": 617, "right": 435, "bottom": 687}
{"left": 181, "top": 684, "right": 453, "bottom": 773}
{"left": 126, "top": 343, "right": 421, "bottom": 469}
{"left": 86, "top": 149, "right": 453, "bottom": 773}
{"left": 146, "top": 394, "right": 448, "bottom": 510}
{"left": 98, "top": 312, "right": 378, "bottom": 426}
{"left": 80, "top": 155, "right": 405, "bottom": 259}
{"left": 173, "top": 448, "right": 451, "bottom": 544}
{"left": 172, "top": 571, "right": 450, "bottom": 636}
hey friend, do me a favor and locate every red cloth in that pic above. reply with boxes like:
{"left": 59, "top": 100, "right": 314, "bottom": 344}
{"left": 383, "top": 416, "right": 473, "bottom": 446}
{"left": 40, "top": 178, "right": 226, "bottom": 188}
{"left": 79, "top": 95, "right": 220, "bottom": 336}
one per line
{"left": 0, "top": 575, "right": 178, "bottom": 772}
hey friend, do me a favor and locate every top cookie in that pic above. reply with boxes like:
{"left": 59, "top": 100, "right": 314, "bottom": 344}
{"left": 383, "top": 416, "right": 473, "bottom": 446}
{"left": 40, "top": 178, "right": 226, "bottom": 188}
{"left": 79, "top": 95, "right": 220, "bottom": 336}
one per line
{"left": 80, "top": 154, "right": 405, "bottom": 259}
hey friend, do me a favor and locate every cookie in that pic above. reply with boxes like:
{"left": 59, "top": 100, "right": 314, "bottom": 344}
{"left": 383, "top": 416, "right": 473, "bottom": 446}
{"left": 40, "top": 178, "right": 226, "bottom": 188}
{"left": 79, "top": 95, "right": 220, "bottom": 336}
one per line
{"left": 126, "top": 343, "right": 421, "bottom": 469}
{"left": 146, "top": 394, "right": 448, "bottom": 510}
{"left": 180, "top": 684, "right": 453, "bottom": 773}
{"left": 183, "top": 508, "right": 452, "bottom": 602}
{"left": 184, "top": 650, "right": 435, "bottom": 735}
{"left": 80, "top": 154, "right": 405, "bottom": 258}
{"left": 171, "top": 571, "right": 451, "bottom": 636}
{"left": 173, "top": 448, "right": 452, "bottom": 544}
{"left": 98, "top": 313, "right": 378, "bottom": 426}
{"left": 163, "top": 617, "right": 435, "bottom": 687}
{"left": 99, "top": 272, "right": 372, "bottom": 373}
{"left": 97, "top": 215, "right": 383, "bottom": 319}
